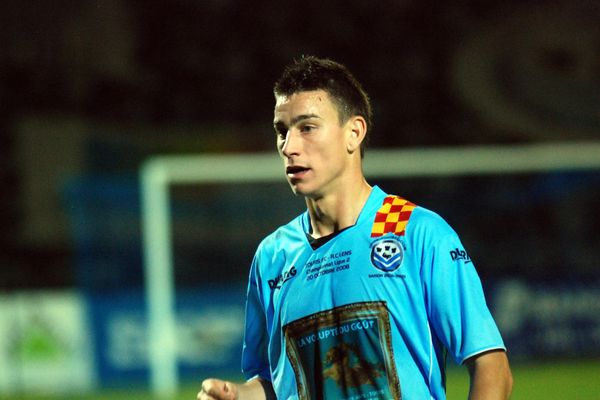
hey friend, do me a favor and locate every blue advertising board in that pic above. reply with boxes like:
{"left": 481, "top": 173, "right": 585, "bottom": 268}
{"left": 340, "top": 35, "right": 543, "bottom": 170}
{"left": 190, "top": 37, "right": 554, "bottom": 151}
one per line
{"left": 490, "top": 279, "right": 600, "bottom": 358}
{"left": 86, "top": 286, "right": 246, "bottom": 387}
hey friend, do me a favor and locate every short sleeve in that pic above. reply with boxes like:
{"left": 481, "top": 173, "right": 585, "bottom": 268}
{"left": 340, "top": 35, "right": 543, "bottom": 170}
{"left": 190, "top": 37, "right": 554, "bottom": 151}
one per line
{"left": 241, "top": 253, "right": 272, "bottom": 381}
{"left": 420, "top": 217, "right": 505, "bottom": 364}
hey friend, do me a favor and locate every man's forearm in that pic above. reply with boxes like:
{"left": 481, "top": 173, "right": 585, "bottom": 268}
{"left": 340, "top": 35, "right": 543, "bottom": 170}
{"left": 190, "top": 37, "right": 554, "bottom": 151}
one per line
{"left": 467, "top": 350, "right": 513, "bottom": 400}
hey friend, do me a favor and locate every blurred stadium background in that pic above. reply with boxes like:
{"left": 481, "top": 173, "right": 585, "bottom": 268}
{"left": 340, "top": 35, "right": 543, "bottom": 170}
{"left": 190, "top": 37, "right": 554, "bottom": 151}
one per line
{"left": 1, "top": 0, "right": 599, "bottom": 399}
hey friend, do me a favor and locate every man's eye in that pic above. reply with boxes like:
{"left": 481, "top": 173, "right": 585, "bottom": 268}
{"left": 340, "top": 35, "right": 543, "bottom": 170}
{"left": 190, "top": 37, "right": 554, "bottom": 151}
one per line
{"left": 275, "top": 127, "right": 287, "bottom": 138}
{"left": 300, "top": 125, "right": 315, "bottom": 133}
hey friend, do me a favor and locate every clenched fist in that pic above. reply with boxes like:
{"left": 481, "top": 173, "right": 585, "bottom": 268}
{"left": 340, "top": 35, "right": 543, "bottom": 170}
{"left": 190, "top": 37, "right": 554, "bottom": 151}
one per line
{"left": 198, "top": 378, "right": 238, "bottom": 400}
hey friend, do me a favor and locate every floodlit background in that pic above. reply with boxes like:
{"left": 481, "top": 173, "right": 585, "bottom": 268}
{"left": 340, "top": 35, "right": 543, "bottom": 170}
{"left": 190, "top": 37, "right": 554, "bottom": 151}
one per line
{"left": 0, "top": 0, "right": 599, "bottom": 398}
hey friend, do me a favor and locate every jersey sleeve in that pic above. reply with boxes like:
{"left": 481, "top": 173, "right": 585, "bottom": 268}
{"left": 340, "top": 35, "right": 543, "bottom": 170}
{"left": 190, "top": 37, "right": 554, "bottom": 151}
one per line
{"left": 417, "top": 211, "right": 506, "bottom": 364}
{"left": 241, "top": 252, "right": 272, "bottom": 381}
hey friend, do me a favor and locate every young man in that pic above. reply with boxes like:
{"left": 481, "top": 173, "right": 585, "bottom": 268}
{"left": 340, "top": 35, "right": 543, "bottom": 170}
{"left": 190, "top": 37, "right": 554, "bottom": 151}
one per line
{"left": 199, "top": 56, "right": 512, "bottom": 400}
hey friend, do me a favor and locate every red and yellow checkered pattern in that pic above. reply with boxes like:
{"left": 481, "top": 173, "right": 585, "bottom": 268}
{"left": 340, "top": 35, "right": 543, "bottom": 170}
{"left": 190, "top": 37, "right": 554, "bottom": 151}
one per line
{"left": 371, "top": 196, "right": 416, "bottom": 237}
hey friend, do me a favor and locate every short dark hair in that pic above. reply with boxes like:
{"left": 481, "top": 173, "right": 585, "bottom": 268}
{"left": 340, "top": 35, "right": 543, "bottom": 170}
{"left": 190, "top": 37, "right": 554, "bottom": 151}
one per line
{"left": 274, "top": 56, "right": 372, "bottom": 155}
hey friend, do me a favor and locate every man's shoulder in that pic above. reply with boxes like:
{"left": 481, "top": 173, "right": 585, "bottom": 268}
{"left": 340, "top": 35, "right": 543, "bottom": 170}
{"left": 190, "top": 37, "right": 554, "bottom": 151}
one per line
{"left": 370, "top": 189, "right": 455, "bottom": 239}
{"left": 403, "top": 204, "right": 457, "bottom": 242}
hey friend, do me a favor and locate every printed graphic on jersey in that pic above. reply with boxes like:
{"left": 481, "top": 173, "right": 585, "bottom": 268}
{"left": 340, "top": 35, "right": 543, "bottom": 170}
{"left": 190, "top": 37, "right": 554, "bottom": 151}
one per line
{"left": 371, "top": 196, "right": 416, "bottom": 237}
{"left": 304, "top": 250, "right": 353, "bottom": 282}
{"left": 370, "top": 237, "right": 404, "bottom": 272}
{"left": 450, "top": 248, "right": 471, "bottom": 264}
{"left": 283, "top": 302, "right": 400, "bottom": 400}
{"left": 268, "top": 265, "right": 297, "bottom": 290}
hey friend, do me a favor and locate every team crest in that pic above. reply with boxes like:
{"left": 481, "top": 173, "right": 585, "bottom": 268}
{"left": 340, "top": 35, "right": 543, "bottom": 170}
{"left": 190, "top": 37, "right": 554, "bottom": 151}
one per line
{"left": 370, "top": 237, "right": 404, "bottom": 272}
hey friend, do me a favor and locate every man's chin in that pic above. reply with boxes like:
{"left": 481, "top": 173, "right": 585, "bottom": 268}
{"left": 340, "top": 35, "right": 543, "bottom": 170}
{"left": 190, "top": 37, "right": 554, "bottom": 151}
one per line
{"left": 289, "top": 182, "right": 312, "bottom": 197}
{"left": 289, "top": 186, "right": 305, "bottom": 197}
{"left": 290, "top": 186, "right": 324, "bottom": 201}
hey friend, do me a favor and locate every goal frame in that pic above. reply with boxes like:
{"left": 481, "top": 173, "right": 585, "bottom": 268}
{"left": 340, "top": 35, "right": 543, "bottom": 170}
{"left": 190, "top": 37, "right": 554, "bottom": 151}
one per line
{"left": 140, "top": 141, "right": 600, "bottom": 397}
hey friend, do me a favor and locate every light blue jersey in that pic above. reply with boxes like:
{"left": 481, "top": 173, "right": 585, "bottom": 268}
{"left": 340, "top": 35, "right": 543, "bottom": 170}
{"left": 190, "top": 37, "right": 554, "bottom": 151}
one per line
{"left": 242, "top": 186, "right": 505, "bottom": 399}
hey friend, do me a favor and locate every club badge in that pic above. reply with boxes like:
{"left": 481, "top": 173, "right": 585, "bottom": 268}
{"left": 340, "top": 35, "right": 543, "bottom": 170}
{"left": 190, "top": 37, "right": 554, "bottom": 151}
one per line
{"left": 370, "top": 237, "right": 404, "bottom": 272}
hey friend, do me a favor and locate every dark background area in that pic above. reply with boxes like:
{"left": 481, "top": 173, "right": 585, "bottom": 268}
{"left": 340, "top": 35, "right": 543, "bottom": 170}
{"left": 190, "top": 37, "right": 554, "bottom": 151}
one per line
{"left": 0, "top": 0, "right": 598, "bottom": 291}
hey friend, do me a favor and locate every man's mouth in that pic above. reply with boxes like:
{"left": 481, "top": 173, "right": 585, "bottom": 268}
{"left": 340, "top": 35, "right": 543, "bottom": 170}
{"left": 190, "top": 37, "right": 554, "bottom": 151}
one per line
{"left": 286, "top": 166, "right": 309, "bottom": 178}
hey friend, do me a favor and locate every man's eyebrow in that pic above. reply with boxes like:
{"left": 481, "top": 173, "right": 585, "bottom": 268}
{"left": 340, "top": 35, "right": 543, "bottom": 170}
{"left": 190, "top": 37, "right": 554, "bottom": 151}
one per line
{"left": 273, "top": 113, "right": 321, "bottom": 128}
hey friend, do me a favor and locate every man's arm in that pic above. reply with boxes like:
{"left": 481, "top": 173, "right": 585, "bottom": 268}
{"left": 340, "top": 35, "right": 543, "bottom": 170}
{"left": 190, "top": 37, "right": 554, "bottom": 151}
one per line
{"left": 198, "top": 377, "right": 275, "bottom": 400}
{"left": 465, "top": 350, "right": 513, "bottom": 400}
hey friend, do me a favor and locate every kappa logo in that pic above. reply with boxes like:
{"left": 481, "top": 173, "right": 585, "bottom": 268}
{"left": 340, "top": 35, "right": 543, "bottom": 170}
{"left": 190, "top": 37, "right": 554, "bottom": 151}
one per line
{"left": 268, "top": 266, "right": 297, "bottom": 290}
{"left": 450, "top": 248, "right": 471, "bottom": 264}
{"left": 370, "top": 237, "right": 404, "bottom": 272}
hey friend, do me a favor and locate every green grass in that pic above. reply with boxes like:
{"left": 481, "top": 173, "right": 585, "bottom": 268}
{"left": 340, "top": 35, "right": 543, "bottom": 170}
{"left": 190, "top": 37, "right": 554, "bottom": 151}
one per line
{"left": 445, "top": 359, "right": 600, "bottom": 399}
{"left": 4, "top": 359, "right": 600, "bottom": 399}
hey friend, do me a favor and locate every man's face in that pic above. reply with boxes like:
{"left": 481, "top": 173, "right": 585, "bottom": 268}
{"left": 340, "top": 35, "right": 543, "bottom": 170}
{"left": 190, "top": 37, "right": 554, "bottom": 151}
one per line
{"left": 273, "top": 90, "right": 352, "bottom": 198}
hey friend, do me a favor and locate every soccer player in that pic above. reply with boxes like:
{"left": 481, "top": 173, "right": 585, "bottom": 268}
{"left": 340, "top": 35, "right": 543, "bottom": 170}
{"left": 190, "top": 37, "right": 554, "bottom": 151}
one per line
{"left": 198, "top": 56, "right": 513, "bottom": 399}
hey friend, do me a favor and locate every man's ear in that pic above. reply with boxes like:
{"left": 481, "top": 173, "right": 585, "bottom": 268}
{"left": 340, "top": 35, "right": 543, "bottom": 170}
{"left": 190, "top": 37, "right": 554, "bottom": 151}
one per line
{"left": 346, "top": 116, "right": 367, "bottom": 154}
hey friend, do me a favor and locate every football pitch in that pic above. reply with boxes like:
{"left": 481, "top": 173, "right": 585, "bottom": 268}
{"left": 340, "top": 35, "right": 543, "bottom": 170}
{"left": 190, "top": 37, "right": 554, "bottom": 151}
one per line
{"left": 3, "top": 359, "right": 599, "bottom": 399}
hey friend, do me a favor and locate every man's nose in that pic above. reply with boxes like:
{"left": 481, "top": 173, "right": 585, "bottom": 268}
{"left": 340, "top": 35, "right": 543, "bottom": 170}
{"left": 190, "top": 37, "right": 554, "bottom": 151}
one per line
{"left": 281, "top": 130, "right": 301, "bottom": 157}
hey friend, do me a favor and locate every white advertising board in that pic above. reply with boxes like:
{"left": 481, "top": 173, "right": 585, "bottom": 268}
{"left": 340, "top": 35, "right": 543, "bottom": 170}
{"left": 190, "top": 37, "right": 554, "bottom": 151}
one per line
{"left": 0, "top": 291, "right": 96, "bottom": 395}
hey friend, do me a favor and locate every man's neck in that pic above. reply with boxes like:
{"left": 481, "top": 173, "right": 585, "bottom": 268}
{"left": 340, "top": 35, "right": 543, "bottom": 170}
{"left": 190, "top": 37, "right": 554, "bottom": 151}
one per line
{"left": 306, "top": 179, "right": 372, "bottom": 239}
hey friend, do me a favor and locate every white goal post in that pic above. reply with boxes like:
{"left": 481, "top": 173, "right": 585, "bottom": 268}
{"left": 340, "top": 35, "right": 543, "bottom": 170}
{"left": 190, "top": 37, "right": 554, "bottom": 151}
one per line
{"left": 140, "top": 141, "right": 600, "bottom": 397}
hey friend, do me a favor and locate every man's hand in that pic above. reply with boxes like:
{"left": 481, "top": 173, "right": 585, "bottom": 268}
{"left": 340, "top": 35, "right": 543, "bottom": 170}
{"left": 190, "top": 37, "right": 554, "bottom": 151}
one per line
{"left": 198, "top": 377, "right": 273, "bottom": 400}
{"left": 198, "top": 378, "right": 238, "bottom": 400}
